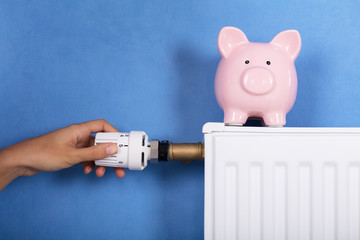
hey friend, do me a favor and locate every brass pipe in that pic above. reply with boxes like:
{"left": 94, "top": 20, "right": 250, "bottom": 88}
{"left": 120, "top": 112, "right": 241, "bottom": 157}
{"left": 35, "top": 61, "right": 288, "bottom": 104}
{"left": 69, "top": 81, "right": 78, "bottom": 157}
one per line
{"left": 168, "top": 142, "right": 204, "bottom": 163}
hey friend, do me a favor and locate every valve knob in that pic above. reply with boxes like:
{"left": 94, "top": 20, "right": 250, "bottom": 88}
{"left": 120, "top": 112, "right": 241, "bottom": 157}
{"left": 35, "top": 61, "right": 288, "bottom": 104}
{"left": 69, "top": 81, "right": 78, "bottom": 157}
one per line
{"left": 94, "top": 131, "right": 151, "bottom": 170}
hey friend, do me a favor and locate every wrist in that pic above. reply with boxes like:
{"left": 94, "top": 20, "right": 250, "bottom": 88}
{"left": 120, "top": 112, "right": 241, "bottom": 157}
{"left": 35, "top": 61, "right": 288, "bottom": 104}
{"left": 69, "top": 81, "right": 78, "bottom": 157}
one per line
{"left": 0, "top": 146, "right": 26, "bottom": 190}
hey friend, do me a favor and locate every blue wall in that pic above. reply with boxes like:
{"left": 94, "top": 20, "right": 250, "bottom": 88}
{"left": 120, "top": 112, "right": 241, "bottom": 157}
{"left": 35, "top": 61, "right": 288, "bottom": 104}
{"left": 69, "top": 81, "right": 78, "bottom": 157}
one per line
{"left": 1, "top": 0, "right": 360, "bottom": 239}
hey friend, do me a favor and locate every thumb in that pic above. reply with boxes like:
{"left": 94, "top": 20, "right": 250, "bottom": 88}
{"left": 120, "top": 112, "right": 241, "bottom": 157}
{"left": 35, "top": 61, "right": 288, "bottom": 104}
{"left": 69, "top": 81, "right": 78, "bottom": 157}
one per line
{"left": 73, "top": 143, "right": 118, "bottom": 163}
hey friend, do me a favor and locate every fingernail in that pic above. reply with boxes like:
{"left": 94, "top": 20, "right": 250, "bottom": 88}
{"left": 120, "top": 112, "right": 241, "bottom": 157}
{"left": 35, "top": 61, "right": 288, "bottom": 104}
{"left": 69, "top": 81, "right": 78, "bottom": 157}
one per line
{"left": 106, "top": 144, "right": 118, "bottom": 155}
{"left": 84, "top": 165, "right": 92, "bottom": 174}
{"left": 97, "top": 167, "right": 106, "bottom": 177}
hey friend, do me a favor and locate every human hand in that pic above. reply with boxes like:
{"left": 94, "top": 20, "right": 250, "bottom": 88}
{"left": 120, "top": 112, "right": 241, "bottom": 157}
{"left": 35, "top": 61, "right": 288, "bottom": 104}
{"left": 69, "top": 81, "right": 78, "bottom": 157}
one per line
{"left": 0, "top": 119, "right": 125, "bottom": 180}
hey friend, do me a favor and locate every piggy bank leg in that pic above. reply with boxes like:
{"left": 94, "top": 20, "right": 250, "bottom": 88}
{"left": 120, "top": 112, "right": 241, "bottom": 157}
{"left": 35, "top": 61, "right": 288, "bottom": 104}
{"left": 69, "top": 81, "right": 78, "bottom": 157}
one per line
{"left": 263, "top": 112, "right": 286, "bottom": 127}
{"left": 224, "top": 109, "right": 248, "bottom": 125}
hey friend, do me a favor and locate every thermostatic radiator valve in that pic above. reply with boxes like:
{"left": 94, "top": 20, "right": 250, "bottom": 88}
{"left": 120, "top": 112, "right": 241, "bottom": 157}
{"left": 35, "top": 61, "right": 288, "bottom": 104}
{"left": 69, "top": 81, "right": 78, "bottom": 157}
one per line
{"left": 94, "top": 131, "right": 203, "bottom": 170}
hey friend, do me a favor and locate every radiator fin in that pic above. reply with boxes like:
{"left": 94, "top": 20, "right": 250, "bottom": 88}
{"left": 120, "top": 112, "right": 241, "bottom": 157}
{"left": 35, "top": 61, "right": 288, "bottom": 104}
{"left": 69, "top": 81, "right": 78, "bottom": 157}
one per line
{"left": 225, "top": 163, "right": 238, "bottom": 240}
{"left": 348, "top": 165, "right": 360, "bottom": 240}
{"left": 250, "top": 163, "right": 262, "bottom": 240}
{"left": 323, "top": 164, "right": 337, "bottom": 240}
{"left": 274, "top": 164, "right": 287, "bottom": 240}
{"left": 299, "top": 163, "right": 311, "bottom": 240}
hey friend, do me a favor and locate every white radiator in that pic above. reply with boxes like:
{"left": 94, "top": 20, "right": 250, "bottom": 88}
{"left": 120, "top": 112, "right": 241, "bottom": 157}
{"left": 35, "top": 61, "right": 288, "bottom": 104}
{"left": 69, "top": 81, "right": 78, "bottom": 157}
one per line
{"left": 203, "top": 123, "right": 360, "bottom": 240}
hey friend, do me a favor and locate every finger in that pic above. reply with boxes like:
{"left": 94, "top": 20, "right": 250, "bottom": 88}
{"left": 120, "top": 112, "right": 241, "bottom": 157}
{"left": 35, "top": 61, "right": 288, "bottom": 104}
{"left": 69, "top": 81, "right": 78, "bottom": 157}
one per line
{"left": 81, "top": 161, "right": 93, "bottom": 167}
{"left": 73, "top": 143, "right": 118, "bottom": 164}
{"left": 80, "top": 119, "right": 119, "bottom": 133}
{"left": 88, "top": 136, "right": 95, "bottom": 147}
{"left": 96, "top": 166, "right": 106, "bottom": 177}
{"left": 82, "top": 161, "right": 95, "bottom": 174}
{"left": 114, "top": 168, "right": 125, "bottom": 178}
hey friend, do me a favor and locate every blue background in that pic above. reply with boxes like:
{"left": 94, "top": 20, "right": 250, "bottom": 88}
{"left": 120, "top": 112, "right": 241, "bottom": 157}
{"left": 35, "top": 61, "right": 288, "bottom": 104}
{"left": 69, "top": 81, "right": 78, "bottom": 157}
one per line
{"left": 1, "top": 0, "right": 360, "bottom": 239}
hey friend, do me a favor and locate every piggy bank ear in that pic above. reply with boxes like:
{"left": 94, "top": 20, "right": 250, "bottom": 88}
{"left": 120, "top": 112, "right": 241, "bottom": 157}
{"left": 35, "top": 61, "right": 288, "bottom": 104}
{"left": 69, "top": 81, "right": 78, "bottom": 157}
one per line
{"left": 218, "top": 27, "right": 249, "bottom": 58}
{"left": 270, "top": 30, "right": 301, "bottom": 61}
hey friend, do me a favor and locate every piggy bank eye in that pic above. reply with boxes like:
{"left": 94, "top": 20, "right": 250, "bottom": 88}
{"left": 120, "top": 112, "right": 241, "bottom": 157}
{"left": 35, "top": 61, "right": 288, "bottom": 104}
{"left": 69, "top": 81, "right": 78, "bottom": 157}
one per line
{"left": 245, "top": 60, "right": 250, "bottom": 64}
{"left": 266, "top": 61, "right": 271, "bottom": 65}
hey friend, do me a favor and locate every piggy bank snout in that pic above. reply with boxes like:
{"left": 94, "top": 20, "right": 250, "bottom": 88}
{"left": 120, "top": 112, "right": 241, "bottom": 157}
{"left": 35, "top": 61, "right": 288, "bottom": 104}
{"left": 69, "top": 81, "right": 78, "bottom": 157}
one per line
{"left": 241, "top": 67, "right": 275, "bottom": 95}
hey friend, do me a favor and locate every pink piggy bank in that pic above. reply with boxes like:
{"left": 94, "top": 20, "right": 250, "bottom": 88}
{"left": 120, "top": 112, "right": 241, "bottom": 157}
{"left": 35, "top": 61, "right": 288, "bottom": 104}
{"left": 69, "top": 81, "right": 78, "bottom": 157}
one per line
{"left": 215, "top": 27, "right": 301, "bottom": 126}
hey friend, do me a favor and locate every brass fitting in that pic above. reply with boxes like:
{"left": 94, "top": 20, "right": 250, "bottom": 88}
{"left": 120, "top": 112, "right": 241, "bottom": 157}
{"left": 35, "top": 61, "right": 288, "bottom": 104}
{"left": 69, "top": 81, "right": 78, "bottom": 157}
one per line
{"left": 168, "top": 142, "right": 204, "bottom": 164}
